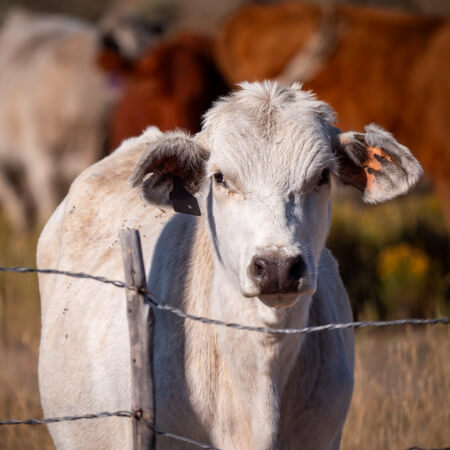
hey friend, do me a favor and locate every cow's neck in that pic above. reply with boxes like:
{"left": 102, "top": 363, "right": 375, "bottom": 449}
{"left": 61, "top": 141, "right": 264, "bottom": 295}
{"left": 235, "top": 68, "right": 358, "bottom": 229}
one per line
{"left": 189, "top": 216, "right": 313, "bottom": 448}
{"left": 210, "top": 264, "right": 311, "bottom": 384}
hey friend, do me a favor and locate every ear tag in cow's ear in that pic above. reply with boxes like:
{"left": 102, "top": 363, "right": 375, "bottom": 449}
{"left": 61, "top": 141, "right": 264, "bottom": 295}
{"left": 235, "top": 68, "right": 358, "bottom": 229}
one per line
{"left": 169, "top": 176, "right": 201, "bottom": 216}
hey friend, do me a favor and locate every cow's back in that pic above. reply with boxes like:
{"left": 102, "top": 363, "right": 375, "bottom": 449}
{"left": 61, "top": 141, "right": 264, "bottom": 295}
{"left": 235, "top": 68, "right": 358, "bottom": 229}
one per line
{"left": 38, "top": 127, "right": 174, "bottom": 449}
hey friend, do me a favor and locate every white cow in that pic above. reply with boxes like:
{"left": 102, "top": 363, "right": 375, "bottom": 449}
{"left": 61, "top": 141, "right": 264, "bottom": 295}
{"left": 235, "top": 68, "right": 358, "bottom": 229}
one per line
{"left": 0, "top": 7, "right": 161, "bottom": 231}
{"left": 38, "top": 81, "right": 422, "bottom": 450}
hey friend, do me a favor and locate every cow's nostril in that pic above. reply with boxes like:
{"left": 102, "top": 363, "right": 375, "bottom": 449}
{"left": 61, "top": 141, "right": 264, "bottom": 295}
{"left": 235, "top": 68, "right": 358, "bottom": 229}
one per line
{"left": 253, "top": 258, "right": 267, "bottom": 277}
{"left": 288, "top": 256, "right": 306, "bottom": 281}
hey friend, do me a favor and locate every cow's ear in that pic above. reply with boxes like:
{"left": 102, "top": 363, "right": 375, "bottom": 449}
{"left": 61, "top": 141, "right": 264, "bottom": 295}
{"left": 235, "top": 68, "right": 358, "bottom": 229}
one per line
{"left": 332, "top": 124, "right": 423, "bottom": 203}
{"left": 129, "top": 130, "right": 210, "bottom": 215}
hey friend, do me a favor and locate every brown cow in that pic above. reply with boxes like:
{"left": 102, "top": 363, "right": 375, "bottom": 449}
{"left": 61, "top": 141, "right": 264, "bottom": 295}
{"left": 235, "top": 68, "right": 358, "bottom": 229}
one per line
{"left": 108, "top": 32, "right": 229, "bottom": 150}
{"left": 216, "top": 2, "right": 450, "bottom": 227}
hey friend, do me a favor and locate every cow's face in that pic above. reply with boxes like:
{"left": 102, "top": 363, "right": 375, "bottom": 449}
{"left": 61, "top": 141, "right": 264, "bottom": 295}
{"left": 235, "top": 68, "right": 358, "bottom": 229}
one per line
{"left": 130, "top": 82, "right": 422, "bottom": 308}
{"left": 201, "top": 85, "right": 337, "bottom": 308}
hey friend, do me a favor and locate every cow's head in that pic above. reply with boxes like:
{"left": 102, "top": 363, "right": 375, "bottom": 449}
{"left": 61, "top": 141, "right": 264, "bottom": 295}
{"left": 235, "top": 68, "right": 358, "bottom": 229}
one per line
{"left": 130, "top": 81, "right": 422, "bottom": 308}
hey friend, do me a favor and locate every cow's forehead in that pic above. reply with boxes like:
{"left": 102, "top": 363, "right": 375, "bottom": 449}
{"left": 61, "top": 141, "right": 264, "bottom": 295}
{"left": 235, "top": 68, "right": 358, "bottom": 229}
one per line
{"left": 202, "top": 81, "right": 337, "bottom": 188}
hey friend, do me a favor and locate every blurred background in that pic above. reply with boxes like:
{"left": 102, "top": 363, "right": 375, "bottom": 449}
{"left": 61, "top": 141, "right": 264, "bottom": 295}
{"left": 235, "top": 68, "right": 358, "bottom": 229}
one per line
{"left": 0, "top": 0, "right": 448, "bottom": 449}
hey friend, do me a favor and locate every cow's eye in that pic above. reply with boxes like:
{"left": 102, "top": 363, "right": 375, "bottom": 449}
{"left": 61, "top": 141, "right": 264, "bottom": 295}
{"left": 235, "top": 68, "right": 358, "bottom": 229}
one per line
{"left": 213, "top": 172, "right": 225, "bottom": 184}
{"left": 317, "top": 168, "right": 330, "bottom": 187}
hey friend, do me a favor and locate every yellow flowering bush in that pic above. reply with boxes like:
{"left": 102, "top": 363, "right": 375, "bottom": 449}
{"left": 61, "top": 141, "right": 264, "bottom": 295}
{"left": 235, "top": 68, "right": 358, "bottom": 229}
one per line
{"left": 377, "top": 244, "right": 431, "bottom": 318}
{"left": 378, "top": 244, "right": 430, "bottom": 280}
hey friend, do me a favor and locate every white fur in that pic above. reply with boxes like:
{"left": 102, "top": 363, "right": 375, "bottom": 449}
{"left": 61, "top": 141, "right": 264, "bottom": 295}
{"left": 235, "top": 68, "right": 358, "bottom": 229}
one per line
{"left": 38, "top": 82, "right": 421, "bottom": 449}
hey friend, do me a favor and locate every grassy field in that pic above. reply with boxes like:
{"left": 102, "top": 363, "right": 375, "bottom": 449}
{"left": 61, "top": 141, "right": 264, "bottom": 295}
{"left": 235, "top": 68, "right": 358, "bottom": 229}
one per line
{"left": 342, "top": 328, "right": 449, "bottom": 449}
{"left": 0, "top": 220, "right": 53, "bottom": 449}
{"left": 0, "top": 190, "right": 449, "bottom": 449}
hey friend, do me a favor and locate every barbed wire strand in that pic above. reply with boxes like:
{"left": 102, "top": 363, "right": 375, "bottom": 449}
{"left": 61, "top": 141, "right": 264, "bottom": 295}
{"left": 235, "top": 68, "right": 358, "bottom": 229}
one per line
{"left": 1, "top": 266, "right": 449, "bottom": 335}
{"left": 1, "top": 409, "right": 445, "bottom": 450}
{"left": 0, "top": 410, "right": 133, "bottom": 425}
{"left": 0, "top": 410, "right": 219, "bottom": 449}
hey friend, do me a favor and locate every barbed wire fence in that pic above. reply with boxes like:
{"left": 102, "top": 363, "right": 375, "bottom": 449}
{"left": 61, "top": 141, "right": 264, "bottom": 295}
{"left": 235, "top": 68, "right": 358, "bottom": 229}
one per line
{"left": 1, "top": 266, "right": 448, "bottom": 335}
{"left": 0, "top": 229, "right": 449, "bottom": 450}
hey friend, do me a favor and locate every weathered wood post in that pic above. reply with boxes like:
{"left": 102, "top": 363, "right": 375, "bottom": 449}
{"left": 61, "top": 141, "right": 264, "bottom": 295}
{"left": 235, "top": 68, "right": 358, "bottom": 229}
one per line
{"left": 120, "top": 229, "right": 155, "bottom": 450}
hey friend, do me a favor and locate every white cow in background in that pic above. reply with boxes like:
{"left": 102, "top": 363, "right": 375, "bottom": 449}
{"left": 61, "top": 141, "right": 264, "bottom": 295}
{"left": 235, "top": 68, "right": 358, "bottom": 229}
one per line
{"left": 0, "top": 7, "right": 162, "bottom": 230}
{"left": 38, "top": 81, "right": 422, "bottom": 449}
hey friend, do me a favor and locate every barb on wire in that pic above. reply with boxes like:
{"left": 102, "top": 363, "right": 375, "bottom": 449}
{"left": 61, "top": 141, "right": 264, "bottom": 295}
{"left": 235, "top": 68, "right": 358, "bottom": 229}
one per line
{"left": 0, "top": 410, "right": 220, "bottom": 449}
{"left": 150, "top": 425, "right": 219, "bottom": 449}
{"left": 1, "top": 266, "right": 449, "bottom": 335}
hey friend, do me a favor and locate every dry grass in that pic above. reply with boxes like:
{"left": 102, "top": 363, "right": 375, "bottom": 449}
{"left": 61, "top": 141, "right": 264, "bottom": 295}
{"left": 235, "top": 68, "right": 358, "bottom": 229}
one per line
{"left": 0, "top": 218, "right": 53, "bottom": 449}
{"left": 342, "top": 328, "right": 450, "bottom": 450}
{"left": 2, "top": 327, "right": 448, "bottom": 450}
{"left": 0, "top": 213, "right": 448, "bottom": 449}
{"left": 0, "top": 341, "right": 53, "bottom": 449}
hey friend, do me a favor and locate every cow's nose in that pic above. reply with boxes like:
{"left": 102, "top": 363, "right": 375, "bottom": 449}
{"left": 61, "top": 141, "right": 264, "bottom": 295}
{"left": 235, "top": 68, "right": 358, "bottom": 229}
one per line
{"left": 249, "top": 254, "right": 306, "bottom": 295}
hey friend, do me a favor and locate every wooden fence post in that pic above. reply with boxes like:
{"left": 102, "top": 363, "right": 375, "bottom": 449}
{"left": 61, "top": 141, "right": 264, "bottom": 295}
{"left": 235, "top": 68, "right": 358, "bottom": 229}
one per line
{"left": 120, "top": 229, "right": 155, "bottom": 450}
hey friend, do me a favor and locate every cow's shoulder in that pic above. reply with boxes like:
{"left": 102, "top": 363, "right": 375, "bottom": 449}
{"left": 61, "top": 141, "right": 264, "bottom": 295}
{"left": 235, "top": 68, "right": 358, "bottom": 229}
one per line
{"left": 39, "top": 127, "right": 173, "bottom": 273}
{"left": 65, "top": 126, "right": 162, "bottom": 213}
